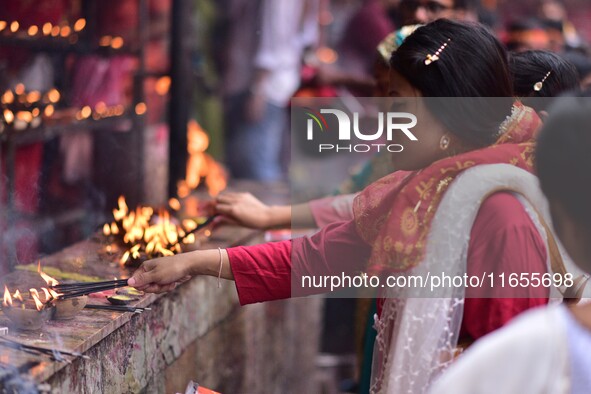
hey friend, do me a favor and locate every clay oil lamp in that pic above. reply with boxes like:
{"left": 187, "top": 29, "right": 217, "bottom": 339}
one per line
{"left": 38, "top": 264, "right": 87, "bottom": 320}
{"left": 2, "top": 287, "right": 53, "bottom": 331}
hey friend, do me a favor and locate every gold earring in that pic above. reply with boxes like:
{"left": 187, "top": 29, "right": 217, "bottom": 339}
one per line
{"left": 440, "top": 135, "right": 450, "bottom": 150}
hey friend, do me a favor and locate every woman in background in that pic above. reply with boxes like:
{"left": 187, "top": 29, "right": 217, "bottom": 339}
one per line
{"left": 510, "top": 49, "right": 579, "bottom": 114}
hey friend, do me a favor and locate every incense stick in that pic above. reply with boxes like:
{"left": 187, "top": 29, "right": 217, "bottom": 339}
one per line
{"left": 0, "top": 337, "right": 90, "bottom": 360}
{"left": 58, "top": 283, "right": 130, "bottom": 299}
{"left": 51, "top": 279, "right": 131, "bottom": 299}
{"left": 51, "top": 279, "right": 129, "bottom": 289}
{"left": 85, "top": 304, "right": 149, "bottom": 313}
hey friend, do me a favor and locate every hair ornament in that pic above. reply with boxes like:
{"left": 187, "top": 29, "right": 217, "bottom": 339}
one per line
{"left": 424, "top": 38, "right": 451, "bottom": 65}
{"left": 533, "top": 71, "right": 552, "bottom": 92}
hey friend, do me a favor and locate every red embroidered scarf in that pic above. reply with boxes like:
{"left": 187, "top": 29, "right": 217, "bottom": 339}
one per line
{"left": 353, "top": 103, "right": 542, "bottom": 273}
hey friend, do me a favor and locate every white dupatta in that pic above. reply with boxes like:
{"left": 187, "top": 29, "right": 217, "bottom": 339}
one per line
{"left": 429, "top": 304, "right": 571, "bottom": 393}
{"left": 370, "top": 164, "right": 588, "bottom": 394}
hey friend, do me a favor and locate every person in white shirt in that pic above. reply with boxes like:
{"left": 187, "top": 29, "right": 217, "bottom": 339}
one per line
{"left": 221, "top": 0, "right": 318, "bottom": 181}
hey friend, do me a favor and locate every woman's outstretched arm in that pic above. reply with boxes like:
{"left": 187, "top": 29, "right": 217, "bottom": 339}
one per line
{"left": 128, "top": 220, "right": 371, "bottom": 303}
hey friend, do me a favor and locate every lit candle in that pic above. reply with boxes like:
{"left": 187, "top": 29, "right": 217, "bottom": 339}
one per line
{"left": 111, "top": 36, "right": 124, "bottom": 49}
{"left": 134, "top": 102, "right": 147, "bottom": 115}
{"left": 14, "top": 84, "right": 25, "bottom": 95}
{"left": 44, "top": 105, "right": 54, "bottom": 117}
{"left": 0, "top": 21, "right": 6, "bottom": 32}
{"left": 60, "top": 26, "right": 71, "bottom": 37}
{"left": 4, "top": 109, "right": 14, "bottom": 124}
{"left": 47, "top": 88, "right": 60, "bottom": 103}
{"left": 26, "top": 91, "right": 41, "bottom": 103}
{"left": 1, "top": 90, "right": 14, "bottom": 104}
{"left": 155, "top": 76, "right": 171, "bottom": 95}
{"left": 9, "top": 21, "right": 19, "bottom": 33}
{"left": 99, "top": 35, "right": 112, "bottom": 47}
{"left": 73, "top": 18, "right": 86, "bottom": 32}
{"left": 42, "top": 23, "right": 52, "bottom": 36}
{"left": 81, "top": 105, "right": 91, "bottom": 119}
{"left": 95, "top": 101, "right": 107, "bottom": 115}
{"left": 16, "top": 111, "right": 33, "bottom": 123}
{"left": 27, "top": 25, "right": 38, "bottom": 36}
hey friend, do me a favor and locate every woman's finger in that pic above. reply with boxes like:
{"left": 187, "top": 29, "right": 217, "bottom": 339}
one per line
{"left": 215, "top": 204, "right": 233, "bottom": 214}
{"left": 216, "top": 193, "right": 239, "bottom": 203}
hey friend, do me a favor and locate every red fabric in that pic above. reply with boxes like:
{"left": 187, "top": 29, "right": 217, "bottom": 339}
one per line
{"left": 1, "top": 144, "right": 43, "bottom": 214}
{"left": 228, "top": 239, "right": 292, "bottom": 306}
{"left": 0, "top": 0, "right": 68, "bottom": 27}
{"left": 460, "top": 192, "right": 548, "bottom": 340}
{"left": 229, "top": 192, "right": 548, "bottom": 340}
{"left": 0, "top": 0, "right": 69, "bottom": 72}
{"left": 228, "top": 221, "right": 370, "bottom": 305}
{"left": 354, "top": 104, "right": 542, "bottom": 274}
{"left": 340, "top": 0, "right": 394, "bottom": 72}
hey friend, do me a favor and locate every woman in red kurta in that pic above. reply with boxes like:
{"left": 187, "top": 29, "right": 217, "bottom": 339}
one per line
{"left": 128, "top": 20, "right": 569, "bottom": 393}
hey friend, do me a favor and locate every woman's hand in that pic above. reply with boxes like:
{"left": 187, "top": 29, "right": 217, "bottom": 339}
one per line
{"left": 215, "top": 192, "right": 274, "bottom": 229}
{"left": 127, "top": 249, "right": 234, "bottom": 294}
{"left": 127, "top": 254, "right": 192, "bottom": 293}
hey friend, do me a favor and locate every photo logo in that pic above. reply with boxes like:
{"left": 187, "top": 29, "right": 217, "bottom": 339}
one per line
{"left": 304, "top": 108, "right": 329, "bottom": 135}
{"left": 304, "top": 108, "right": 418, "bottom": 153}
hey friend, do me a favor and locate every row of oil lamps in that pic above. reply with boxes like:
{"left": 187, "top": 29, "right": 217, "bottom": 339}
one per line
{"left": 0, "top": 18, "right": 86, "bottom": 38}
{"left": 0, "top": 85, "right": 59, "bottom": 131}
{"left": 105, "top": 196, "right": 200, "bottom": 267}
{"left": 0, "top": 84, "right": 147, "bottom": 133}
{"left": 0, "top": 19, "right": 125, "bottom": 49}
{"left": 1, "top": 196, "right": 207, "bottom": 332}
{"left": 2, "top": 266, "right": 89, "bottom": 331}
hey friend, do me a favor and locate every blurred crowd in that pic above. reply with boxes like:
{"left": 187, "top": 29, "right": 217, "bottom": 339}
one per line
{"left": 211, "top": 0, "right": 591, "bottom": 182}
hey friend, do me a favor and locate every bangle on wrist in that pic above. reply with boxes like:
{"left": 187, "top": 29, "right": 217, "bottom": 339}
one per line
{"left": 217, "top": 247, "right": 223, "bottom": 288}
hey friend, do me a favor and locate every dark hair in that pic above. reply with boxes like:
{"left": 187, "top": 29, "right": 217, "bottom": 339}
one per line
{"left": 390, "top": 19, "right": 514, "bottom": 147}
{"left": 510, "top": 50, "right": 580, "bottom": 111}
{"left": 536, "top": 96, "right": 591, "bottom": 233}
{"left": 562, "top": 50, "right": 591, "bottom": 80}
{"left": 505, "top": 19, "right": 546, "bottom": 52}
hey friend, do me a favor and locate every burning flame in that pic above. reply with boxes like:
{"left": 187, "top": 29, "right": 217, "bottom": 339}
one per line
{"left": 29, "top": 289, "right": 42, "bottom": 305}
{"left": 13, "top": 290, "right": 23, "bottom": 302}
{"left": 3, "top": 286, "right": 12, "bottom": 307}
{"left": 169, "top": 198, "right": 181, "bottom": 211}
{"left": 113, "top": 195, "right": 129, "bottom": 221}
{"left": 48, "top": 288, "right": 61, "bottom": 300}
{"left": 2, "top": 286, "right": 46, "bottom": 311}
{"left": 74, "top": 18, "right": 86, "bottom": 32}
{"left": 31, "top": 293, "right": 44, "bottom": 311}
{"left": 38, "top": 261, "right": 59, "bottom": 287}
{"left": 106, "top": 196, "right": 205, "bottom": 266}
{"left": 103, "top": 122, "right": 229, "bottom": 267}
{"left": 41, "top": 288, "right": 51, "bottom": 302}
{"left": 180, "top": 120, "right": 227, "bottom": 198}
